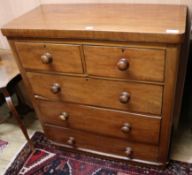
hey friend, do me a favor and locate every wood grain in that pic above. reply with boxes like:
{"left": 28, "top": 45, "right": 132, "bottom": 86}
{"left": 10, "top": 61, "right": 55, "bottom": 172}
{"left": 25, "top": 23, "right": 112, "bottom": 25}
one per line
{"left": 84, "top": 45, "right": 165, "bottom": 82}
{"left": 37, "top": 100, "right": 161, "bottom": 144}
{"left": 158, "top": 46, "right": 180, "bottom": 162}
{"left": 28, "top": 72, "right": 163, "bottom": 115}
{"left": 15, "top": 42, "right": 83, "bottom": 74}
{"left": 2, "top": 3, "right": 188, "bottom": 166}
{"left": 44, "top": 124, "right": 159, "bottom": 162}
{"left": 1, "top": 4, "right": 187, "bottom": 43}
{"left": 7, "top": 39, "right": 48, "bottom": 133}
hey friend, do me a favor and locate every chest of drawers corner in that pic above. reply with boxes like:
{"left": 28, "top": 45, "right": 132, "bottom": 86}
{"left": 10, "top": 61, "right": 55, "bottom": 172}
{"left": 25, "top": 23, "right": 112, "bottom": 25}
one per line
{"left": 2, "top": 4, "right": 189, "bottom": 166}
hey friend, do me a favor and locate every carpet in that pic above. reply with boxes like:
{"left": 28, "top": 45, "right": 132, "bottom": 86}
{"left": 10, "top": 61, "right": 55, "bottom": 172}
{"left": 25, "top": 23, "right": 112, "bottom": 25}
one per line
{"left": 0, "top": 139, "right": 8, "bottom": 152}
{"left": 4, "top": 132, "right": 192, "bottom": 175}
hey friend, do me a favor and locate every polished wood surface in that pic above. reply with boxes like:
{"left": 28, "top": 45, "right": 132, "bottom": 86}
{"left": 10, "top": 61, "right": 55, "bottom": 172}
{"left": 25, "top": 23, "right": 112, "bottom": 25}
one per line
{"left": 28, "top": 72, "right": 163, "bottom": 115}
{"left": 158, "top": 46, "right": 180, "bottom": 162}
{"left": 84, "top": 45, "right": 165, "bottom": 82}
{"left": 44, "top": 124, "right": 159, "bottom": 162}
{"left": 15, "top": 42, "right": 83, "bottom": 73}
{"left": 37, "top": 100, "right": 161, "bottom": 144}
{"left": 1, "top": 4, "right": 187, "bottom": 43}
{"left": 2, "top": 3, "right": 188, "bottom": 166}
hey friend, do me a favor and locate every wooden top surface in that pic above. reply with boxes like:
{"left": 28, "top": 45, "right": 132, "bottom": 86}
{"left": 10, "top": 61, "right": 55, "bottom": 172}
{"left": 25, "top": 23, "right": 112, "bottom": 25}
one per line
{"left": 0, "top": 53, "right": 19, "bottom": 88}
{"left": 1, "top": 4, "right": 187, "bottom": 43}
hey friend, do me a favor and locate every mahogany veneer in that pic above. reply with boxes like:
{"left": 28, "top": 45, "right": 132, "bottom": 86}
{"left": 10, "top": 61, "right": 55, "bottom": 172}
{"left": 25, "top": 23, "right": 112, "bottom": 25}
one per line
{"left": 37, "top": 100, "right": 161, "bottom": 144}
{"left": 15, "top": 42, "right": 83, "bottom": 73}
{"left": 1, "top": 4, "right": 189, "bottom": 166}
{"left": 84, "top": 45, "right": 165, "bottom": 82}
{"left": 27, "top": 72, "right": 163, "bottom": 115}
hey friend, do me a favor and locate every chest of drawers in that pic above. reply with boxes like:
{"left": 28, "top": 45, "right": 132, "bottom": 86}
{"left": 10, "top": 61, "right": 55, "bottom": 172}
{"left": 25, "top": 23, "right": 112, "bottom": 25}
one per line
{"left": 2, "top": 4, "right": 189, "bottom": 166}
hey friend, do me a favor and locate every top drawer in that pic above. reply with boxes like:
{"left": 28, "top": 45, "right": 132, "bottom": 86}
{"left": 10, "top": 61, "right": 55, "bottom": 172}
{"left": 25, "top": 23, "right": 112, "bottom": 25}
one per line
{"left": 84, "top": 45, "right": 165, "bottom": 82}
{"left": 15, "top": 42, "right": 83, "bottom": 74}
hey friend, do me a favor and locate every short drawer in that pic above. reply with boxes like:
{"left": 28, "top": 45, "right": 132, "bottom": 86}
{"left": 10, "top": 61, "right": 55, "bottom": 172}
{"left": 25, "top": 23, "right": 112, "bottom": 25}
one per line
{"left": 38, "top": 100, "right": 161, "bottom": 144}
{"left": 28, "top": 72, "right": 163, "bottom": 115}
{"left": 44, "top": 124, "right": 159, "bottom": 162}
{"left": 15, "top": 42, "right": 83, "bottom": 73}
{"left": 84, "top": 45, "right": 165, "bottom": 82}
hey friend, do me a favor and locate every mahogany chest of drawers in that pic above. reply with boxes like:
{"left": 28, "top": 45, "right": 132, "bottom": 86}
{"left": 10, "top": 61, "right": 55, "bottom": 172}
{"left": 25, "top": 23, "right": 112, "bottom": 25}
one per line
{"left": 2, "top": 4, "right": 189, "bottom": 166}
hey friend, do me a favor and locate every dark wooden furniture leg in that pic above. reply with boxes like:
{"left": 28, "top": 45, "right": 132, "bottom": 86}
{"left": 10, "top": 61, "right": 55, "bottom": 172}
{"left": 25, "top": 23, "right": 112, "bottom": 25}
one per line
{"left": 1, "top": 87, "right": 34, "bottom": 150}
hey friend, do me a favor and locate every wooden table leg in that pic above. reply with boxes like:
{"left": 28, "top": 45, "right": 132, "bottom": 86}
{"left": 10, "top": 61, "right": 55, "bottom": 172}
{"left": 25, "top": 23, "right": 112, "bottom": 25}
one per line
{"left": 1, "top": 88, "right": 34, "bottom": 151}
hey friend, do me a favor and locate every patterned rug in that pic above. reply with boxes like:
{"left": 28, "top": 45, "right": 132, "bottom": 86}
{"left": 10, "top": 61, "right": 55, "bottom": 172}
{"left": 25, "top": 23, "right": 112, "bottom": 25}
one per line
{"left": 0, "top": 139, "right": 8, "bottom": 152}
{"left": 4, "top": 132, "right": 192, "bottom": 175}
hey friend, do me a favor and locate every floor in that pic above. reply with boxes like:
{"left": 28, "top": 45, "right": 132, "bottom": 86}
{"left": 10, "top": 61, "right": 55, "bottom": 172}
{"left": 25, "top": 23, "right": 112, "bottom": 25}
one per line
{"left": 0, "top": 102, "right": 42, "bottom": 175}
{"left": 0, "top": 104, "right": 192, "bottom": 174}
{"left": 171, "top": 123, "right": 192, "bottom": 162}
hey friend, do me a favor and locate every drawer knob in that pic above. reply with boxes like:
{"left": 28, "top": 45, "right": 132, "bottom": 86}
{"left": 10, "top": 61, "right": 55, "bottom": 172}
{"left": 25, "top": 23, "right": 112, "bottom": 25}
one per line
{"left": 121, "top": 123, "right": 131, "bottom": 133}
{"left": 41, "top": 52, "right": 52, "bottom": 64}
{"left": 51, "top": 83, "right": 61, "bottom": 94}
{"left": 117, "top": 58, "right": 129, "bottom": 71}
{"left": 119, "top": 92, "right": 130, "bottom": 104}
{"left": 125, "top": 147, "right": 132, "bottom": 157}
{"left": 59, "top": 112, "right": 69, "bottom": 121}
{"left": 67, "top": 137, "right": 75, "bottom": 146}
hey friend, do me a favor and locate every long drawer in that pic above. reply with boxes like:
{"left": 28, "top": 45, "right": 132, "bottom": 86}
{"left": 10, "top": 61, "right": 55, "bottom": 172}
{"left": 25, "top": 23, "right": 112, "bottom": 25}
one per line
{"left": 38, "top": 100, "right": 161, "bottom": 144}
{"left": 84, "top": 45, "right": 165, "bottom": 82}
{"left": 28, "top": 73, "right": 163, "bottom": 115}
{"left": 15, "top": 42, "right": 83, "bottom": 74}
{"left": 44, "top": 124, "right": 159, "bottom": 162}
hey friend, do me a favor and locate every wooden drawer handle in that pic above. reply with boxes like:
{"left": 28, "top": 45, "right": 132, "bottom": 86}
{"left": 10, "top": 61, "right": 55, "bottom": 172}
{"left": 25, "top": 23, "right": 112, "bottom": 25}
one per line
{"left": 125, "top": 147, "right": 132, "bottom": 157}
{"left": 51, "top": 83, "right": 61, "bottom": 94}
{"left": 41, "top": 52, "right": 52, "bottom": 64}
{"left": 119, "top": 92, "right": 130, "bottom": 104}
{"left": 67, "top": 137, "right": 75, "bottom": 146}
{"left": 59, "top": 112, "right": 69, "bottom": 121}
{"left": 117, "top": 58, "right": 129, "bottom": 71}
{"left": 121, "top": 123, "right": 131, "bottom": 133}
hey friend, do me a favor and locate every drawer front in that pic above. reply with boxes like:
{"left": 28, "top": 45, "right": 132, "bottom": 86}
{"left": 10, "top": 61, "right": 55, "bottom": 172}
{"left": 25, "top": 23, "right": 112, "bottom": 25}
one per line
{"left": 28, "top": 73, "right": 163, "bottom": 115}
{"left": 38, "top": 100, "right": 161, "bottom": 144}
{"left": 84, "top": 45, "right": 165, "bottom": 82}
{"left": 15, "top": 42, "right": 83, "bottom": 73}
{"left": 44, "top": 125, "right": 159, "bottom": 162}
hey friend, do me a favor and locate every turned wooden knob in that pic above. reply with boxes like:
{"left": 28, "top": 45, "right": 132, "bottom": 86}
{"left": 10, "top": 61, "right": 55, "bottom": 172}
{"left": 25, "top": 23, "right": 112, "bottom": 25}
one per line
{"left": 117, "top": 58, "right": 129, "bottom": 71}
{"left": 119, "top": 92, "right": 130, "bottom": 104}
{"left": 67, "top": 137, "right": 75, "bottom": 146}
{"left": 59, "top": 112, "right": 69, "bottom": 121}
{"left": 121, "top": 123, "right": 131, "bottom": 133}
{"left": 41, "top": 52, "right": 52, "bottom": 64}
{"left": 125, "top": 147, "right": 132, "bottom": 157}
{"left": 51, "top": 83, "right": 61, "bottom": 94}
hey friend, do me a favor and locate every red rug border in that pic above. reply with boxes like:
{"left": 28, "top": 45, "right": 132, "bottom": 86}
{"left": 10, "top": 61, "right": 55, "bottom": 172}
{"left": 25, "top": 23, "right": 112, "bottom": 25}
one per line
{"left": 3, "top": 131, "right": 192, "bottom": 175}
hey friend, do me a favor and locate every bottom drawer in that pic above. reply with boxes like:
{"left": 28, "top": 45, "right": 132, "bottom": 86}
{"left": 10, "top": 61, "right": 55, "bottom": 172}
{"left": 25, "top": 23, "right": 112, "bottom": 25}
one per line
{"left": 44, "top": 124, "right": 159, "bottom": 163}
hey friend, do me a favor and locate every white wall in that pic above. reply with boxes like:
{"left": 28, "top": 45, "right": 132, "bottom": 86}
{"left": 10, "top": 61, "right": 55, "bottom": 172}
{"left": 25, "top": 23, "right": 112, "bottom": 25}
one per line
{"left": 40, "top": 0, "right": 189, "bottom": 4}
{"left": 0, "top": 0, "right": 191, "bottom": 49}
{"left": 0, "top": 0, "right": 40, "bottom": 49}
{"left": 40, "top": 0, "right": 192, "bottom": 15}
